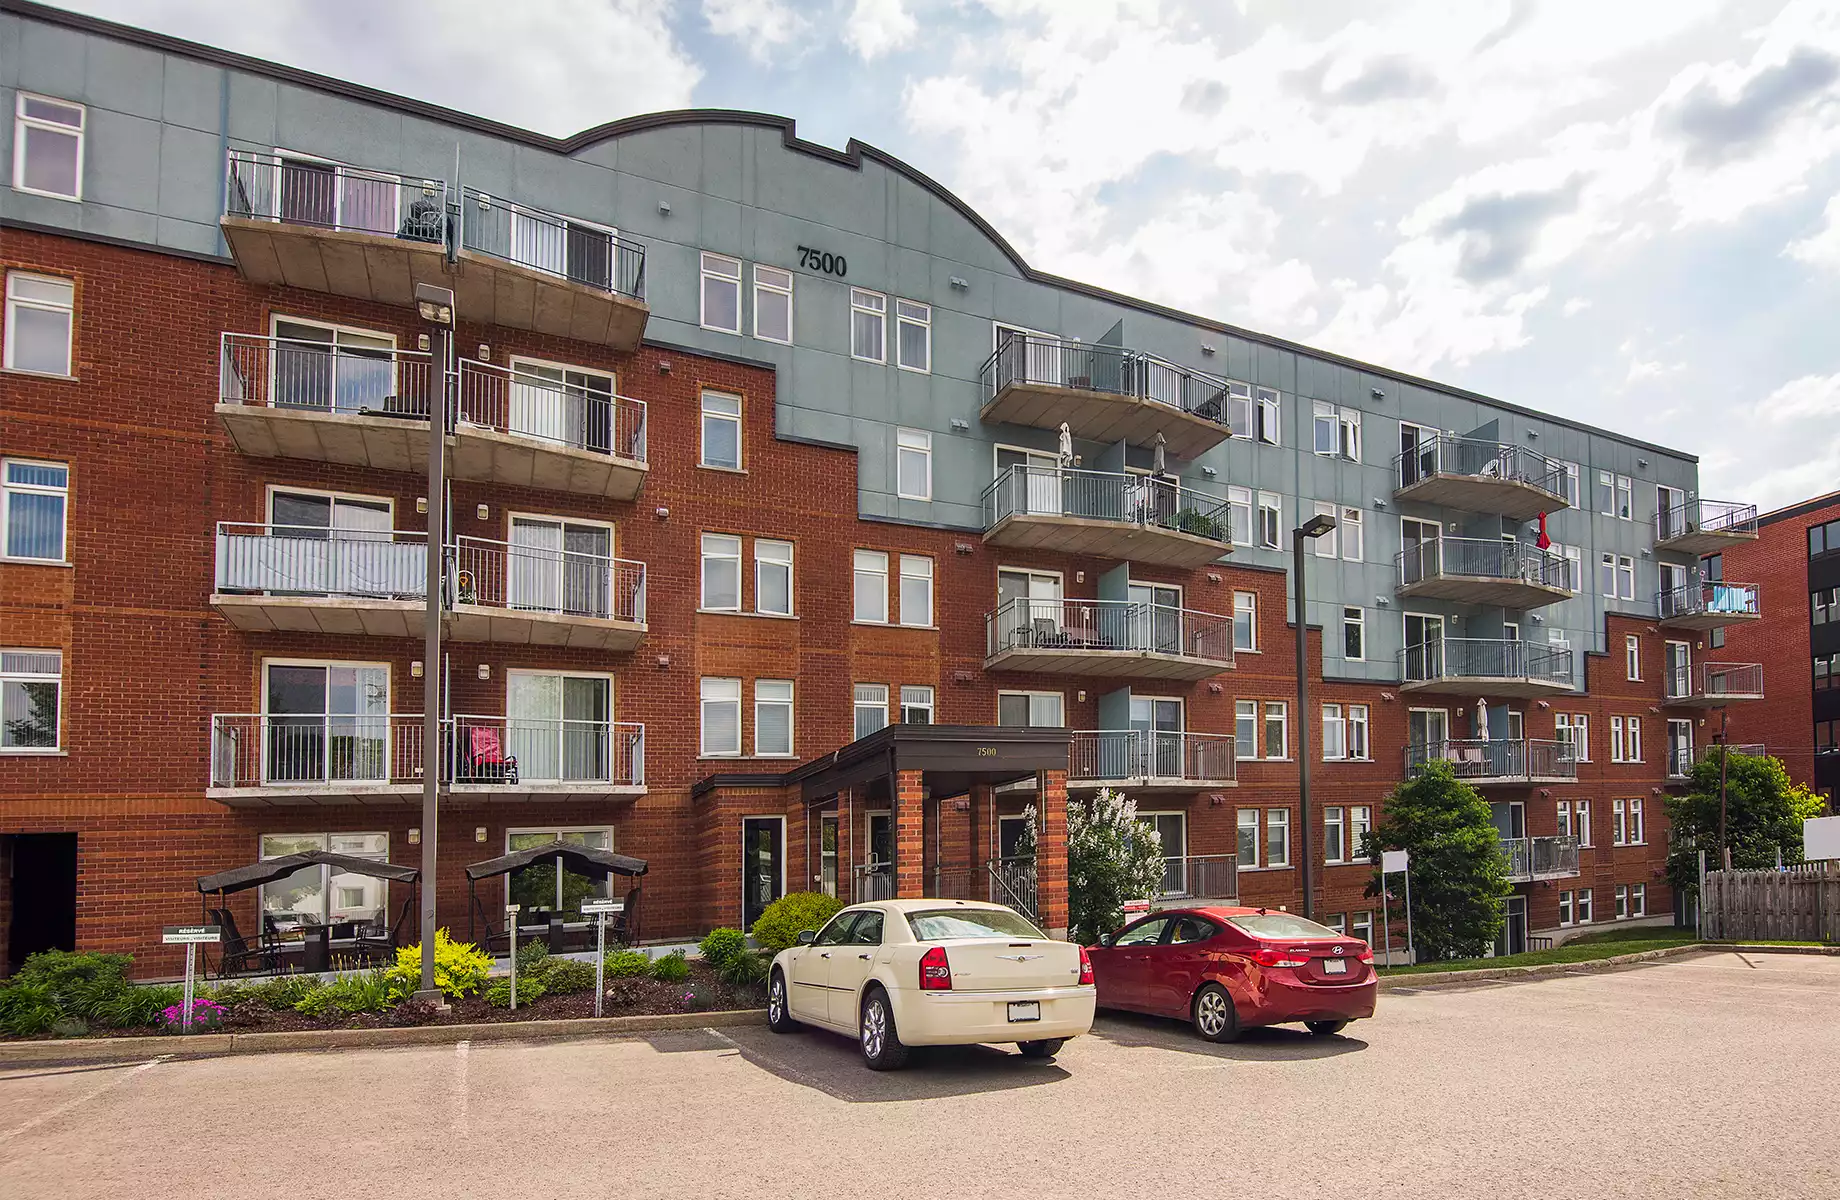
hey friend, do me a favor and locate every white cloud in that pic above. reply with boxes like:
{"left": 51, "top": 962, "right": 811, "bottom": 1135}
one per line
{"left": 1562, "top": 298, "right": 1593, "bottom": 316}
{"left": 845, "top": 0, "right": 919, "bottom": 60}
{"left": 702, "top": 0, "right": 809, "bottom": 63}
{"left": 1786, "top": 196, "right": 1840, "bottom": 270}
{"left": 1760, "top": 372, "right": 1840, "bottom": 423}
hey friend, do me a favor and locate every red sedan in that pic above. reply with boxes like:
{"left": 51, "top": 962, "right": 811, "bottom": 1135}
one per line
{"left": 1087, "top": 906, "right": 1376, "bottom": 1042}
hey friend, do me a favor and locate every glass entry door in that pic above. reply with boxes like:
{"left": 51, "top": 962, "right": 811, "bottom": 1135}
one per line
{"left": 742, "top": 818, "right": 785, "bottom": 930}
{"left": 1494, "top": 896, "right": 1528, "bottom": 957}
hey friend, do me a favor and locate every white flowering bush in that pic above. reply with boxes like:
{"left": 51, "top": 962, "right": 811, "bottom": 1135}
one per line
{"left": 1025, "top": 788, "right": 1165, "bottom": 943}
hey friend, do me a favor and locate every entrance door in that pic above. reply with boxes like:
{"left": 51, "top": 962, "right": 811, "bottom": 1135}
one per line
{"left": 1130, "top": 696, "right": 1184, "bottom": 778}
{"left": 7, "top": 833, "right": 77, "bottom": 971}
{"left": 1494, "top": 896, "right": 1528, "bottom": 957}
{"left": 742, "top": 817, "right": 785, "bottom": 930}
{"left": 1404, "top": 613, "right": 1445, "bottom": 682}
{"left": 819, "top": 814, "right": 839, "bottom": 898}
{"left": 1128, "top": 582, "right": 1182, "bottom": 654}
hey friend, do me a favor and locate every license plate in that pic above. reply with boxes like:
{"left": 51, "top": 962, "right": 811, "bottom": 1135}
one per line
{"left": 1008, "top": 1000, "right": 1041, "bottom": 1022}
{"left": 1323, "top": 958, "right": 1348, "bottom": 975}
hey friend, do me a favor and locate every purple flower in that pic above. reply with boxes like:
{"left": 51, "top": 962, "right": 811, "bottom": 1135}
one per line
{"left": 161, "top": 998, "right": 227, "bottom": 1032}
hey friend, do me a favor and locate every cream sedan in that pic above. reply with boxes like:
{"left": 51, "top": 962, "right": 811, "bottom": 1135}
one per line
{"left": 767, "top": 898, "right": 1096, "bottom": 1069}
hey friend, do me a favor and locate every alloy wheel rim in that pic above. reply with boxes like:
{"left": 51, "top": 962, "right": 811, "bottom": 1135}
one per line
{"left": 863, "top": 1000, "right": 886, "bottom": 1056}
{"left": 1198, "top": 992, "right": 1225, "bottom": 1034}
{"left": 769, "top": 978, "right": 783, "bottom": 1022}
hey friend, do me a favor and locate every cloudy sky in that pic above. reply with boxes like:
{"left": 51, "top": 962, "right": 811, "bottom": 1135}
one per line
{"left": 59, "top": 0, "right": 1840, "bottom": 509}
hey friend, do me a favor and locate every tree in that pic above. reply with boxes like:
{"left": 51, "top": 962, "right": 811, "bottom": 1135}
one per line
{"left": 1361, "top": 761, "right": 1511, "bottom": 961}
{"left": 1664, "top": 751, "right": 1827, "bottom": 895}
{"left": 1027, "top": 789, "right": 1167, "bottom": 944}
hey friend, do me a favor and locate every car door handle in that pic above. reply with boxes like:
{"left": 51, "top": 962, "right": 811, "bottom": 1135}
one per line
{"left": 820, "top": 951, "right": 831, "bottom": 959}
{"left": 858, "top": 953, "right": 871, "bottom": 960}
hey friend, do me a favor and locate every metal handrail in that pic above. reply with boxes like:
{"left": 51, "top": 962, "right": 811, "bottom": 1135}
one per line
{"left": 450, "top": 535, "right": 646, "bottom": 624}
{"left": 1405, "top": 737, "right": 1577, "bottom": 781}
{"left": 981, "top": 464, "right": 1233, "bottom": 543}
{"left": 1159, "top": 854, "right": 1239, "bottom": 901}
{"left": 1658, "top": 580, "right": 1760, "bottom": 620}
{"left": 459, "top": 186, "right": 645, "bottom": 301}
{"left": 1068, "top": 729, "right": 1237, "bottom": 783}
{"left": 224, "top": 150, "right": 447, "bottom": 243}
{"left": 210, "top": 712, "right": 424, "bottom": 789}
{"left": 220, "top": 332, "right": 434, "bottom": 416}
{"left": 455, "top": 359, "right": 647, "bottom": 462}
{"left": 1394, "top": 433, "right": 1569, "bottom": 499}
{"left": 1657, "top": 498, "right": 1758, "bottom": 541}
{"left": 1397, "top": 537, "right": 1571, "bottom": 591}
{"left": 984, "top": 597, "right": 1233, "bottom": 662}
{"left": 1400, "top": 638, "right": 1574, "bottom": 686}
{"left": 986, "top": 857, "right": 1039, "bottom": 917}
{"left": 852, "top": 863, "right": 897, "bottom": 904}
{"left": 214, "top": 522, "right": 427, "bottom": 599}
{"left": 1666, "top": 661, "right": 1764, "bottom": 701}
{"left": 449, "top": 714, "right": 643, "bottom": 787}
{"left": 978, "top": 332, "right": 1233, "bottom": 427}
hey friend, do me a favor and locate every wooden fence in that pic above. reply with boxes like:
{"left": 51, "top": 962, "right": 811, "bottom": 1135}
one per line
{"left": 1702, "top": 861, "right": 1840, "bottom": 942}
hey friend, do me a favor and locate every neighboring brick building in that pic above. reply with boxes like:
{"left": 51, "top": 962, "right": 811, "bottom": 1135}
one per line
{"left": 0, "top": 2, "right": 1767, "bottom": 974}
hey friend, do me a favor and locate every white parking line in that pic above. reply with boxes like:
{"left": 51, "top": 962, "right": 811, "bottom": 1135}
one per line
{"left": 0, "top": 1055, "right": 168, "bottom": 1145}
{"left": 449, "top": 1041, "right": 470, "bottom": 1133}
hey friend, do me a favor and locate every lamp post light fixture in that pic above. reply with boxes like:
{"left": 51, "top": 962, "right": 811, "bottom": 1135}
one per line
{"left": 415, "top": 283, "right": 455, "bottom": 1004}
{"left": 1293, "top": 513, "right": 1336, "bottom": 921}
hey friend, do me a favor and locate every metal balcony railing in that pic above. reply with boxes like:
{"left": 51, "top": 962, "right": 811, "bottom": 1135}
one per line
{"left": 454, "top": 359, "right": 647, "bottom": 462}
{"left": 1405, "top": 738, "right": 1577, "bottom": 783}
{"left": 982, "top": 465, "right": 1233, "bottom": 543}
{"left": 1666, "top": 662, "right": 1765, "bottom": 703}
{"left": 1069, "top": 730, "right": 1237, "bottom": 783}
{"left": 1395, "top": 434, "right": 1570, "bottom": 499}
{"left": 220, "top": 332, "right": 435, "bottom": 417}
{"left": 1658, "top": 580, "right": 1760, "bottom": 621}
{"left": 1657, "top": 498, "right": 1758, "bottom": 542}
{"left": 1500, "top": 835, "right": 1580, "bottom": 882}
{"left": 1401, "top": 638, "right": 1574, "bottom": 687}
{"left": 978, "top": 333, "right": 1234, "bottom": 426}
{"left": 459, "top": 187, "right": 645, "bottom": 301}
{"left": 450, "top": 536, "right": 646, "bottom": 624}
{"left": 1672, "top": 741, "right": 1767, "bottom": 776}
{"left": 224, "top": 150, "right": 448, "bottom": 243}
{"left": 210, "top": 712, "right": 425, "bottom": 789}
{"left": 449, "top": 714, "right": 644, "bottom": 788}
{"left": 1397, "top": 537, "right": 1571, "bottom": 591}
{"left": 985, "top": 598, "right": 1233, "bottom": 663}
{"left": 1159, "top": 854, "right": 1240, "bottom": 901}
{"left": 214, "top": 523, "right": 428, "bottom": 599}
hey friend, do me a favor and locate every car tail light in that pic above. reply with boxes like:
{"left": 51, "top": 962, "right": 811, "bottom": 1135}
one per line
{"left": 1357, "top": 944, "right": 1375, "bottom": 963}
{"left": 1250, "top": 945, "right": 1309, "bottom": 969}
{"left": 1078, "top": 945, "right": 1094, "bottom": 985}
{"left": 919, "top": 945, "right": 952, "bottom": 990}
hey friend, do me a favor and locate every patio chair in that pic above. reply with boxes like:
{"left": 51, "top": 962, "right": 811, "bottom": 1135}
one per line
{"left": 1030, "top": 616, "right": 1061, "bottom": 647}
{"left": 209, "top": 907, "right": 275, "bottom": 978}
{"left": 466, "top": 725, "right": 519, "bottom": 784}
{"left": 604, "top": 887, "right": 642, "bottom": 946}
{"left": 354, "top": 895, "right": 416, "bottom": 967}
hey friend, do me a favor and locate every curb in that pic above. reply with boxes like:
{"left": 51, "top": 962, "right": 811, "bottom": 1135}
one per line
{"left": 1377, "top": 941, "right": 1839, "bottom": 991}
{"left": 0, "top": 1007, "right": 767, "bottom": 1069}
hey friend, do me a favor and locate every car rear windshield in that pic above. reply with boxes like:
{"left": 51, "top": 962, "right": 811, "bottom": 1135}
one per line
{"left": 1226, "top": 913, "right": 1346, "bottom": 940}
{"left": 905, "top": 908, "right": 1047, "bottom": 941}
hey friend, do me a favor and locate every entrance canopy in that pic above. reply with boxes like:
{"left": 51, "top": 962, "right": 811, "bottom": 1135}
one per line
{"left": 197, "top": 850, "right": 420, "bottom": 896}
{"left": 464, "top": 840, "right": 649, "bottom": 882}
{"left": 692, "top": 723, "right": 1071, "bottom": 803}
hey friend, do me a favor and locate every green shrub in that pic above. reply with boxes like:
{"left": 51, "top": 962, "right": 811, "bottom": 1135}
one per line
{"left": 390, "top": 929, "right": 492, "bottom": 999}
{"left": 749, "top": 892, "right": 843, "bottom": 954}
{"left": 50, "top": 1018, "right": 90, "bottom": 1038}
{"left": 603, "top": 949, "right": 651, "bottom": 978}
{"left": 514, "top": 938, "right": 551, "bottom": 979}
{"left": 698, "top": 928, "right": 748, "bottom": 969}
{"left": 650, "top": 950, "right": 689, "bottom": 983}
{"left": 94, "top": 984, "right": 183, "bottom": 1029}
{"left": 14, "top": 950, "right": 133, "bottom": 1020}
{"left": 245, "top": 975, "right": 318, "bottom": 1011}
{"left": 294, "top": 970, "right": 408, "bottom": 1019}
{"left": 541, "top": 959, "right": 596, "bottom": 995}
{"left": 717, "top": 950, "right": 769, "bottom": 990}
{"left": 484, "top": 975, "right": 546, "bottom": 1008}
{"left": 201, "top": 981, "right": 250, "bottom": 1008}
{"left": 0, "top": 981, "right": 62, "bottom": 1037}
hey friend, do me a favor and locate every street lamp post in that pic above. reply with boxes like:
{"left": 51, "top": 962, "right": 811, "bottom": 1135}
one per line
{"left": 1293, "top": 513, "right": 1337, "bottom": 921}
{"left": 414, "top": 282, "right": 454, "bottom": 1002}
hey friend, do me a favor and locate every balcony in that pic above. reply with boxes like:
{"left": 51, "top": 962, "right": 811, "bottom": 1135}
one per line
{"left": 1394, "top": 435, "right": 1571, "bottom": 520}
{"left": 455, "top": 187, "right": 648, "bottom": 351}
{"left": 1666, "top": 662, "right": 1764, "bottom": 708}
{"left": 1658, "top": 580, "right": 1762, "bottom": 631}
{"left": 1406, "top": 738, "right": 1577, "bottom": 786}
{"left": 1068, "top": 730, "right": 1237, "bottom": 792}
{"left": 449, "top": 714, "right": 645, "bottom": 801}
{"left": 222, "top": 152, "right": 451, "bottom": 308}
{"left": 1667, "top": 742, "right": 1767, "bottom": 779}
{"left": 453, "top": 360, "right": 648, "bottom": 500}
{"left": 984, "top": 598, "right": 1233, "bottom": 681}
{"left": 1400, "top": 638, "right": 1574, "bottom": 698}
{"left": 1156, "top": 855, "right": 1240, "bottom": 904}
{"left": 1655, "top": 498, "right": 1759, "bottom": 555}
{"left": 212, "top": 523, "right": 428, "bottom": 637}
{"left": 982, "top": 466, "right": 1234, "bottom": 569}
{"left": 208, "top": 712, "right": 426, "bottom": 807}
{"left": 979, "top": 334, "right": 1234, "bottom": 458}
{"left": 1396, "top": 538, "right": 1572, "bottom": 609}
{"left": 217, "top": 333, "right": 436, "bottom": 472}
{"left": 1500, "top": 835, "right": 1580, "bottom": 883}
{"left": 449, "top": 536, "right": 646, "bottom": 651}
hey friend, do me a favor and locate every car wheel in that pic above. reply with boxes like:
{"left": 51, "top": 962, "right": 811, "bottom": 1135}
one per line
{"left": 1191, "top": 983, "right": 1241, "bottom": 1043}
{"left": 859, "top": 986, "right": 910, "bottom": 1071}
{"left": 1018, "top": 1038, "right": 1064, "bottom": 1059}
{"left": 766, "top": 969, "right": 797, "bottom": 1034}
{"left": 1306, "top": 1019, "right": 1349, "bottom": 1037}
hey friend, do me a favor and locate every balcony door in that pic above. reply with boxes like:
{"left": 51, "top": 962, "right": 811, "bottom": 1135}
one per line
{"left": 1128, "top": 582, "right": 1182, "bottom": 654}
{"left": 1399, "top": 421, "right": 1436, "bottom": 486}
{"left": 997, "top": 568, "right": 1062, "bottom": 650}
{"left": 1656, "top": 485, "right": 1685, "bottom": 539}
{"left": 508, "top": 359, "right": 615, "bottom": 453}
{"left": 1404, "top": 613, "right": 1445, "bottom": 681}
{"left": 507, "top": 516, "right": 613, "bottom": 618}
{"left": 1140, "top": 811, "right": 1186, "bottom": 895}
{"left": 507, "top": 672, "right": 611, "bottom": 783}
{"left": 259, "top": 490, "right": 403, "bottom": 597}
{"left": 994, "top": 323, "right": 1062, "bottom": 387}
{"left": 997, "top": 446, "right": 1062, "bottom": 517}
{"left": 1668, "top": 718, "right": 1694, "bottom": 775}
{"left": 1659, "top": 561, "right": 1689, "bottom": 617}
{"left": 270, "top": 317, "right": 395, "bottom": 414}
{"left": 1131, "top": 696, "right": 1184, "bottom": 778}
{"left": 1408, "top": 708, "right": 1448, "bottom": 759}
{"left": 1490, "top": 801, "right": 1526, "bottom": 840}
{"left": 1400, "top": 517, "right": 1441, "bottom": 586}
{"left": 1665, "top": 640, "right": 1692, "bottom": 699}
{"left": 262, "top": 662, "right": 388, "bottom": 785}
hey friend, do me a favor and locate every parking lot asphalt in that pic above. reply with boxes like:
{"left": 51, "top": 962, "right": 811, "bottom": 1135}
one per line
{"left": 3, "top": 950, "right": 1837, "bottom": 1199}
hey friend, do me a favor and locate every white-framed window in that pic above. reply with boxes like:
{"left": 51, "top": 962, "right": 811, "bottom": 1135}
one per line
{"left": 1340, "top": 507, "right": 1363, "bottom": 561}
{"left": 899, "top": 555, "right": 933, "bottom": 627}
{"left": 1255, "top": 387, "right": 1281, "bottom": 445}
{"left": 1617, "top": 474, "right": 1633, "bottom": 520}
{"left": 700, "top": 533, "right": 742, "bottom": 611}
{"left": 1312, "top": 501, "right": 1338, "bottom": 559}
{"left": 1235, "top": 700, "right": 1258, "bottom": 760}
{"left": 1264, "top": 701, "right": 1288, "bottom": 759}
{"left": 1557, "top": 800, "right": 1573, "bottom": 840}
{"left": 853, "top": 550, "right": 888, "bottom": 623}
{"left": 0, "top": 649, "right": 61, "bottom": 751}
{"left": 1612, "top": 798, "right": 1627, "bottom": 844}
{"left": 854, "top": 683, "right": 890, "bottom": 739}
{"left": 4, "top": 272, "right": 75, "bottom": 377}
{"left": 1258, "top": 491, "right": 1281, "bottom": 550}
{"left": 1631, "top": 883, "right": 1646, "bottom": 917}
{"left": 850, "top": 288, "right": 886, "bottom": 363}
{"left": 1312, "top": 402, "right": 1360, "bottom": 460}
{"left": 1597, "top": 470, "right": 1615, "bottom": 517}
{"left": 1347, "top": 704, "right": 1370, "bottom": 760}
{"left": 997, "top": 691, "right": 1064, "bottom": 726}
{"left": 895, "top": 299, "right": 931, "bottom": 372}
{"left": 1615, "top": 884, "right": 1629, "bottom": 919}
{"left": 1615, "top": 555, "right": 1636, "bottom": 600}
{"left": 752, "top": 265, "right": 792, "bottom": 343}
{"left": 1561, "top": 462, "right": 1581, "bottom": 508}
{"left": 1558, "top": 890, "right": 1574, "bottom": 926}
{"left": 1611, "top": 717, "right": 1626, "bottom": 763}
{"left": 257, "top": 832, "right": 390, "bottom": 928}
{"left": 1576, "top": 799, "right": 1593, "bottom": 848}
{"left": 1234, "top": 591, "right": 1258, "bottom": 651}
{"left": 1615, "top": 796, "right": 1646, "bottom": 844}
{"left": 754, "top": 539, "right": 793, "bottom": 616}
{"left": 699, "top": 677, "right": 742, "bottom": 757}
{"left": 754, "top": 680, "right": 794, "bottom": 757}
{"left": 1323, "top": 705, "right": 1347, "bottom": 761}
{"left": 1228, "top": 487, "right": 1254, "bottom": 547}
{"left": 1561, "top": 544, "right": 1583, "bottom": 594}
{"left": 1266, "top": 808, "right": 1291, "bottom": 867}
{"left": 1352, "top": 910, "right": 1374, "bottom": 945}
{"left": 1600, "top": 552, "right": 1617, "bottom": 598}
{"left": 1557, "top": 713, "right": 1590, "bottom": 762}
{"left": 1628, "top": 718, "right": 1642, "bottom": 764}
{"left": 700, "top": 391, "right": 742, "bottom": 469}
{"left": 896, "top": 428, "right": 932, "bottom": 500}
{"left": 1342, "top": 606, "right": 1364, "bottom": 661}
{"left": 1351, "top": 805, "right": 1372, "bottom": 855}
{"left": 13, "top": 93, "right": 84, "bottom": 200}
{"left": 3, "top": 458, "right": 69, "bottom": 562}
{"left": 699, "top": 252, "right": 742, "bottom": 334}
{"left": 1324, "top": 805, "right": 1346, "bottom": 862}
{"left": 1313, "top": 402, "right": 1337, "bottom": 457}
{"left": 1576, "top": 887, "right": 1593, "bottom": 925}
{"left": 1324, "top": 913, "right": 1347, "bottom": 935}
{"left": 1625, "top": 635, "right": 1641, "bottom": 681}
{"left": 1237, "top": 807, "right": 1260, "bottom": 867}
{"left": 900, "top": 685, "right": 935, "bottom": 725}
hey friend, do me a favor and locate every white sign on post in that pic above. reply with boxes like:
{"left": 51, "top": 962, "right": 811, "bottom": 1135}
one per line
{"left": 1804, "top": 816, "right": 1840, "bottom": 862}
{"left": 162, "top": 926, "right": 220, "bottom": 1033}
{"left": 581, "top": 899, "right": 623, "bottom": 1018}
{"left": 505, "top": 904, "right": 521, "bottom": 1011}
{"left": 1381, "top": 849, "right": 1410, "bottom": 874}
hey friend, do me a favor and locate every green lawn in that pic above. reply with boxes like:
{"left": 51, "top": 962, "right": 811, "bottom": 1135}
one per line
{"left": 1380, "top": 928, "right": 1702, "bottom": 976}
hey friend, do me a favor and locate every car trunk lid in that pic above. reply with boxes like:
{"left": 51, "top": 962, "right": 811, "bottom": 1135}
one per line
{"left": 930, "top": 938, "right": 1084, "bottom": 992}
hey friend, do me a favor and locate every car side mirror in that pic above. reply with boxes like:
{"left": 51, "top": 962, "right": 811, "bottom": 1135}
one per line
{"left": 1097, "top": 933, "right": 1113, "bottom": 948}
{"left": 797, "top": 929, "right": 816, "bottom": 945}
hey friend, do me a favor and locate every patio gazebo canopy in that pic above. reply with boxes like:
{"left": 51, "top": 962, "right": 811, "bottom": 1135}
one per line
{"left": 464, "top": 840, "right": 649, "bottom": 882}
{"left": 196, "top": 850, "right": 421, "bottom": 895}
